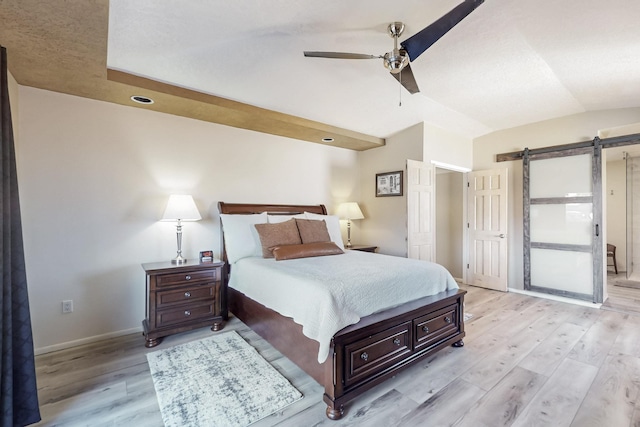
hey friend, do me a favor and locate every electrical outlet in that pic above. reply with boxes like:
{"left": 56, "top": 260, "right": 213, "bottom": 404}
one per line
{"left": 62, "top": 300, "right": 73, "bottom": 314}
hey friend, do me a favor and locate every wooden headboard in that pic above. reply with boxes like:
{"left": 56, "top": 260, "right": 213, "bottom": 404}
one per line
{"left": 218, "top": 202, "right": 327, "bottom": 216}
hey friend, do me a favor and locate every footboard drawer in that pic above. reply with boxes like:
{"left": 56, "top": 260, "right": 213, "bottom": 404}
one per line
{"left": 344, "top": 322, "right": 412, "bottom": 387}
{"left": 414, "top": 304, "right": 460, "bottom": 351}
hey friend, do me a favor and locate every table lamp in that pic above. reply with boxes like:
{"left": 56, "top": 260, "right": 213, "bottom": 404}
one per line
{"left": 162, "top": 195, "right": 202, "bottom": 264}
{"left": 338, "top": 202, "right": 364, "bottom": 248}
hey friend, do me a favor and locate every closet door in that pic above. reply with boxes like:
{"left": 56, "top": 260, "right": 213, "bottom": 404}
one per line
{"left": 524, "top": 148, "right": 603, "bottom": 302}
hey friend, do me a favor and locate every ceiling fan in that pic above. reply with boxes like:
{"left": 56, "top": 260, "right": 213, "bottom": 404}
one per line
{"left": 304, "top": 0, "right": 484, "bottom": 94}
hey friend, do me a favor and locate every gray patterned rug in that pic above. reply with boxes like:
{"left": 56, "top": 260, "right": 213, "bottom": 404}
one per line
{"left": 147, "top": 331, "right": 303, "bottom": 427}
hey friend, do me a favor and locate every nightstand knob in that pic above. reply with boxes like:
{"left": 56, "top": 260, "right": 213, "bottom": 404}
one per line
{"left": 445, "top": 316, "right": 451, "bottom": 324}
{"left": 185, "top": 275, "right": 192, "bottom": 280}
{"left": 393, "top": 338, "right": 401, "bottom": 346}
{"left": 422, "top": 326, "right": 429, "bottom": 333}
{"left": 360, "top": 352, "right": 369, "bottom": 362}
{"left": 184, "top": 292, "right": 191, "bottom": 298}
{"left": 184, "top": 310, "right": 191, "bottom": 317}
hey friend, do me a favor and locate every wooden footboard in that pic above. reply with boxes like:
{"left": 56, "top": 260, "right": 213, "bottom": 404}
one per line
{"left": 229, "top": 286, "right": 466, "bottom": 420}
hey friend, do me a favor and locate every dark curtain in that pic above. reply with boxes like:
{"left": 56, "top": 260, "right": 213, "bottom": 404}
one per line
{"left": 0, "top": 46, "right": 41, "bottom": 426}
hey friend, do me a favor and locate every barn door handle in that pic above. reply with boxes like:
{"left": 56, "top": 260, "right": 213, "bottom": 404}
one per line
{"left": 595, "top": 224, "right": 599, "bottom": 237}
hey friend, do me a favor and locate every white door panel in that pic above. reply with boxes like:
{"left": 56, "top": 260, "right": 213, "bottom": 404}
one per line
{"left": 467, "top": 168, "right": 509, "bottom": 291}
{"left": 407, "top": 159, "right": 435, "bottom": 262}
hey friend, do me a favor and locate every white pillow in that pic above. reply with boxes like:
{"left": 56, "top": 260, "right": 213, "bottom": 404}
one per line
{"left": 304, "top": 212, "right": 345, "bottom": 250}
{"left": 220, "top": 212, "right": 268, "bottom": 263}
{"left": 267, "top": 213, "right": 306, "bottom": 224}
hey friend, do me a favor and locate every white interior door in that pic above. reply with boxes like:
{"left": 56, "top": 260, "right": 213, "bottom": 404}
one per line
{"left": 467, "top": 168, "right": 509, "bottom": 291}
{"left": 407, "top": 159, "right": 435, "bottom": 262}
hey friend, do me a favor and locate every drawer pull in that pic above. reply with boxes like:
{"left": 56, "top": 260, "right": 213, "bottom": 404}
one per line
{"left": 184, "top": 310, "right": 191, "bottom": 317}
{"left": 185, "top": 275, "right": 192, "bottom": 280}
{"left": 445, "top": 316, "right": 451, "bottom": 324}
{"left": 360, "top": 352, "right": 369, "bottom": 362}
{"left": 184, "top": 291, "right": 191, "bottom": 298}
{"left": 393, "top": 338, "right": 401, "bottom": 346}
{"left": 422, "top": 326, "right": 429, "bottom": 333}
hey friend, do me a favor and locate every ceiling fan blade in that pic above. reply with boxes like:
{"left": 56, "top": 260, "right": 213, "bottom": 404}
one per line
{"left": 391, "top": 63, "right": 420, "bottom": 94}
{"left": 304, "top": 51, "right": 381, "bottom": 60}
{"left": 400, "top": 0, "right": 484, "bottom": 61}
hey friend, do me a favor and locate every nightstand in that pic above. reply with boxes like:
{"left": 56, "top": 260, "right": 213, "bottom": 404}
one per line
{"left": 142, "top": 259, "right": 226, "bottom": 348}
{"left": 347, "top": 245, "right": 378, "bottom": 253}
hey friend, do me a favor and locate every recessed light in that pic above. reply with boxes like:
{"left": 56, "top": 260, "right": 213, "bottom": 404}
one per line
{"left": 131, "top": 95, "right": 154, "bottom": 105}
{"left": 322, "top": 137, "right": 335, "bottom": 143}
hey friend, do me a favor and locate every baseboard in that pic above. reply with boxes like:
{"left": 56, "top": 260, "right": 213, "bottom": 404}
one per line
{"left": 35, "top": 326, "right": 143, "bottom": 355}
{"left": 508, "top": 287, "right": 602, "bottom": 309}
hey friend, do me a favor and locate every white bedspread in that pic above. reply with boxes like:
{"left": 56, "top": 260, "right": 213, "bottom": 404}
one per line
{"left": 228, "top": 250, "right": 458, "bottom": 363}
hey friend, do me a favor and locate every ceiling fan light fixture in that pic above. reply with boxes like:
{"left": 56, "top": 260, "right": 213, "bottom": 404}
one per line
{"left": 384, "top": 50, "right": 408, "bottom": 74}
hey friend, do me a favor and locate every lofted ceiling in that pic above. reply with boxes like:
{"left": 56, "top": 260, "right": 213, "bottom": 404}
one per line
{"left": 2, "top": 0, "right": 640, "bottom": 150}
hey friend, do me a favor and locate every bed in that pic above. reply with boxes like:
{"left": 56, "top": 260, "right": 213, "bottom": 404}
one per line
{"left": 218, "top": 202, "right": 466, "bottom": 420}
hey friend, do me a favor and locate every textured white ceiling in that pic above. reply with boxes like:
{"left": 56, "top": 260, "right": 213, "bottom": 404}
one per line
{"left": 107, "top": 0, "right": 640, "bottom": 140}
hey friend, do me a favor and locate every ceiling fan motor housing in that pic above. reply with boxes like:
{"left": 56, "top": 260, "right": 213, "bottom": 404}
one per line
{"left": 383, "top": 50, "right": 408, "bottom": 74}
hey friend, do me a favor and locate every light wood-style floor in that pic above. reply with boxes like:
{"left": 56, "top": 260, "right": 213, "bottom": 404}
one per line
{"left": 33, "top": 283, "right": 640, "bottom": 427}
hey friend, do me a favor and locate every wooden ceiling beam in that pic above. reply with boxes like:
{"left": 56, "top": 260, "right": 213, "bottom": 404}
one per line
{"left": 0, "top": 0, "right": 385, "bottom": 151}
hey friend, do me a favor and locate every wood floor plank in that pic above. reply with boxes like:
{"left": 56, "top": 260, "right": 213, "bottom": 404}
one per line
{"left": 610, "top": 314, "right": 640, "bottom": 357}
{"left": 453, "top": 366, "right": 547, "bottom": 427}
{"left": 571, "top": 353, "right": 640, "bottom": 427}
{"left": 568, "top": 309, "right": 627, "bottom": 367}
{"left": 511, "top": 358, "right": 598, "bottom": 427}
{"left": 394, "top": 378, "right": 485, "bottom": 427}
{"left": 392, "top": 333, "right": 503, "bottom": 403}
{"left": 518, "top": 322, "right": 587, "bottom": 375}
{"left": 460, "top": 329, "right": 546, "bottom": 391}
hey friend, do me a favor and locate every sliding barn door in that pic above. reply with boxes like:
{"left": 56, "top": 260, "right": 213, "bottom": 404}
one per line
{"left": 524, "top": 147, "right": 603, "bottom": 302}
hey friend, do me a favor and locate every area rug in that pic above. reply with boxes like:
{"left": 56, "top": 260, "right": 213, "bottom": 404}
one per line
{"left": 147, "top": 331, "right": 303, "bottom": 427}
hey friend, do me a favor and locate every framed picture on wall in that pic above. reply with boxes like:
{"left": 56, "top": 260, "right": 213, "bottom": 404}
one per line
{"left": 376, "top": 171, "right": 403, "bottom": 197}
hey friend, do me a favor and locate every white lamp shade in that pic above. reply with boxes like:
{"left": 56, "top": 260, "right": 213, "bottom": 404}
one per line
{"left": 161, "top": 195, "right": 202, "bottom": 221}
{"left": 337, "top": 202, "right": 364, "bottom": 220}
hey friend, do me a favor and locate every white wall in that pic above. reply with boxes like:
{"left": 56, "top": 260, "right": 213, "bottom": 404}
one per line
{"left": 606, "top": 159, "right": 626, "bottom": 272}
{"left": 474, "top": 108, "right": 640, "bottom": 290}
{"left": 424, "top": 124, "right": 473, "bottom": 169}
{"left": 16, "top": 86, "right": 360, "bottom": 353}
{"left": 358, "top": 123, "right": 423, "bottom": 256}
{"left": 436, "top": 170, "right": 464, "bottom": 278}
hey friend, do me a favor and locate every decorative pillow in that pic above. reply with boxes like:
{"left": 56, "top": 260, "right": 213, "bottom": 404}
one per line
{"left": 254, "top": 219, "right": 302, "bottom": 258}
{"left": 295, "top": 218, "right": 331, "bottom": 244}
{"left": 220, "top": 212, "right": 268, "bottom": 264}
{"left": 272, "top": 242, "right": 344, "bottom": 261}
{"left": 267, "top": 213, "right": 306, "bottom": 224}
{"left": 304, "top": 212, "right": 345, "bottom": 250}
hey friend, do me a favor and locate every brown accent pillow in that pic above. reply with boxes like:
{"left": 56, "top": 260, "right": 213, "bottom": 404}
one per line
{"left": 272, "top": 242, "right": 344, "bottom": 261}
{"left": 254, "top": 219, "right": 302, "bottom": 258}
{"left": 295, "top": 218, "right": 331, "bottom": 244}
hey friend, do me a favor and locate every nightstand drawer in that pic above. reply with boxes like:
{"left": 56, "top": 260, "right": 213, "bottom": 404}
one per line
{"left": 344, "top": 322, "right": 412, "bottom": 387}
{"left": 414, "top": 304, "right": 460, "bottom": 351}
{"left": 156, "top": 302, "right": 215, "bottom": 328}
{"left": 156, "top": 284, "right": 215, "bottom": 308}
{"left": 156, "top": 268, "right": 218, "bottom": 287}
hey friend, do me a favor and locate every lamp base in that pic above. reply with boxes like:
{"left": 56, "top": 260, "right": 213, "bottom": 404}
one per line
{"left": 171, "top": 255, "right": 188, "bottom": 265}
{"left": 345, "top": 241, "right": 353, "bottom": 248}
